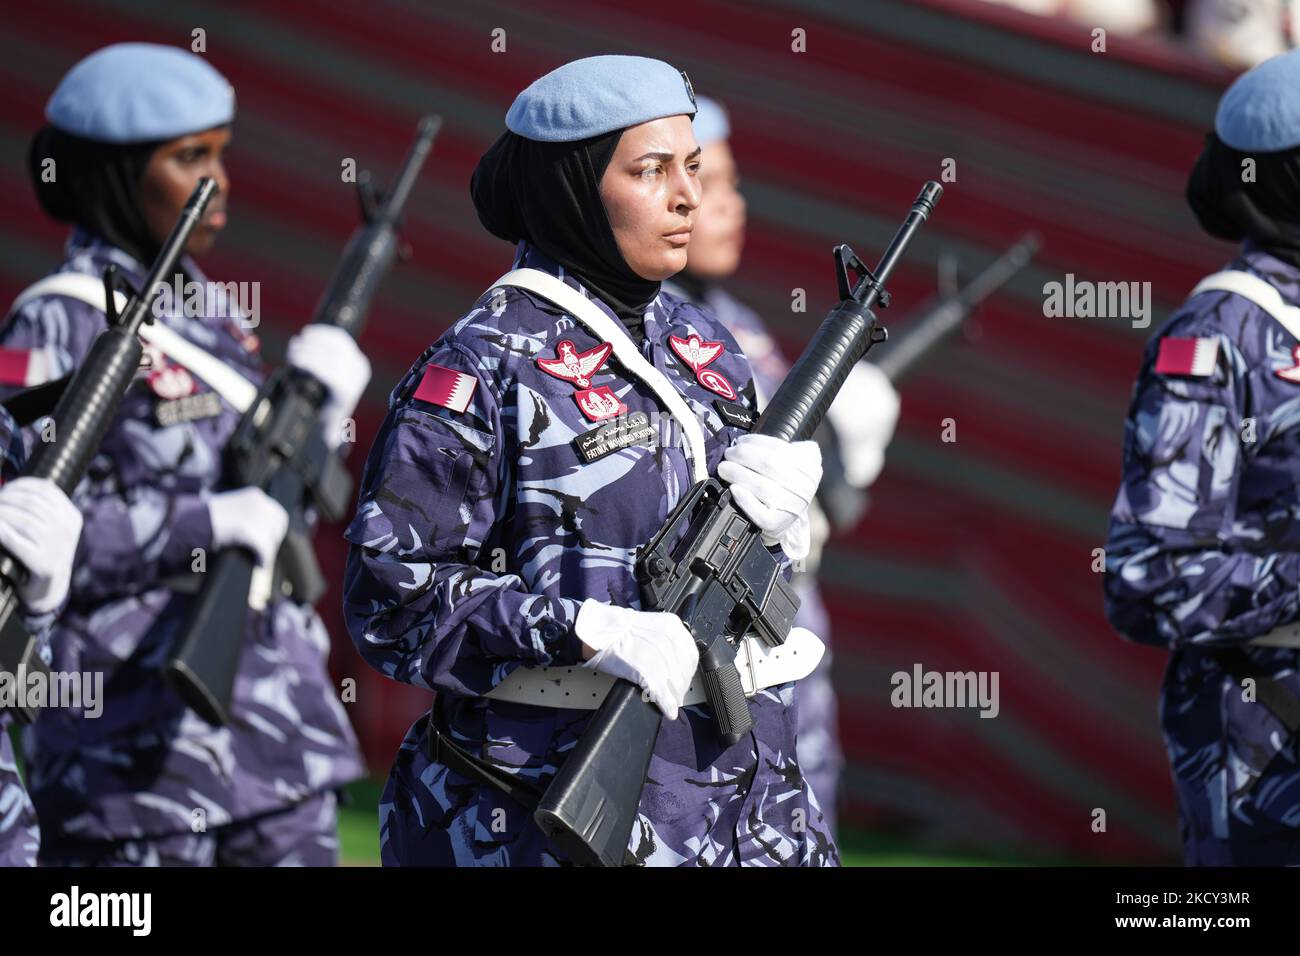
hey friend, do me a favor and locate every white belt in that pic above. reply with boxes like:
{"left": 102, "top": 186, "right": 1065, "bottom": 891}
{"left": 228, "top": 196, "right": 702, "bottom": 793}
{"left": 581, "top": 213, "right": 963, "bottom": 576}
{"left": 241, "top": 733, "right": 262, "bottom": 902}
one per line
{"left": 485, "top": 627, "right": 825, "bottom": 710}
{"left": 1251, "top": 623, "right": 1300, "bottom": 649}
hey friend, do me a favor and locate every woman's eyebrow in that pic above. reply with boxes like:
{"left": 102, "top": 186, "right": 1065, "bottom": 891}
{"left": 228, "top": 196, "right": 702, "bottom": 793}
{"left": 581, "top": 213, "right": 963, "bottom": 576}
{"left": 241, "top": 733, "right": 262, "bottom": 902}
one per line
{"left": 634, "top": 146, "right": 703, "bottom": 162}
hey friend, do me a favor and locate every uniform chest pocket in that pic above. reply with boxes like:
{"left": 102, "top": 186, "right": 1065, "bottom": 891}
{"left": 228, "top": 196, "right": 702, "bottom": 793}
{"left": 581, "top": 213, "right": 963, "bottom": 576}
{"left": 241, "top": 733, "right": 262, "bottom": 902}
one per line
{"left": 348, "top": 405, "right": 496, "bottom": 559}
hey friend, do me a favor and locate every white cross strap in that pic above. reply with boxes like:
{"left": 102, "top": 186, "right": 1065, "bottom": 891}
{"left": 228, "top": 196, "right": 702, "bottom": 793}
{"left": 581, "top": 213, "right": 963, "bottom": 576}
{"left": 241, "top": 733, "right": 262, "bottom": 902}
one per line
{"left": 488, "top": 268, "right": 711, "bottom": 483}
{"left": 9, "top": 272, "right": 260, "bottom": 414}
{"left": 1190, "top": 270, "right": 1300, "bottom": 343}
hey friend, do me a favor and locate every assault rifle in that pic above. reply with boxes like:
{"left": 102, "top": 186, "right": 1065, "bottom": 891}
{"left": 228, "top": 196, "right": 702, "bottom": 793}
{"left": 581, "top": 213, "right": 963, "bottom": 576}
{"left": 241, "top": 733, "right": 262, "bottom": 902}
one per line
{"left": 164, "top": 116, "right": 440, "bottom": 727}
{"left": 817, "top": 233, "right": 1040, "bottom": 530}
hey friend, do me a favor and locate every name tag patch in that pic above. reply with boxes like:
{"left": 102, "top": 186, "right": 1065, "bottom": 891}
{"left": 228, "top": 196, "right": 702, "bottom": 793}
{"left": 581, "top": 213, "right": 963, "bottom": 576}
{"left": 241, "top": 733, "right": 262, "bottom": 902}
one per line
{"left": 572, "top": 411, "right": 656, "bottom": 463}
{"left": 714, "top": 399, "right": 755, "bottom": 430}
{"left": 156, "top": 391, "right": 223, "bottom": 426}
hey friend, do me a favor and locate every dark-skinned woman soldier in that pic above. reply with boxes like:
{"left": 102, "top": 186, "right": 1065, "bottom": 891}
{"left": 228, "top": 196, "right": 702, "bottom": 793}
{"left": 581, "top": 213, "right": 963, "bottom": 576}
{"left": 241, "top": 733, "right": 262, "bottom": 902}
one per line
{"left": 0, "top": 43, "right": 366, "bottom": 866}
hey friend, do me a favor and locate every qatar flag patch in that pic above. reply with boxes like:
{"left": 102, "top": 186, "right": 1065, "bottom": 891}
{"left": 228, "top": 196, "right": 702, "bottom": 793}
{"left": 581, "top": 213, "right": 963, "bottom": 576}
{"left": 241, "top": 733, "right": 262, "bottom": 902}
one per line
{"left": 0, "top": 348, "right": 46, "bottom": 387}
{"left": 414, "top": 363, "right": 478, "bottom": 413}
{"left": 1154, "top": 337, "right": 1219, "bottom": 377}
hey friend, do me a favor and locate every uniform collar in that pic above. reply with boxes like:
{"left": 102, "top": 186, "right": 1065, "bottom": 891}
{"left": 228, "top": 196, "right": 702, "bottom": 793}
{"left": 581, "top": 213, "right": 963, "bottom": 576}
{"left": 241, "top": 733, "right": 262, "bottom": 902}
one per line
{"left": 1238, "top": 238, "right": 1300, "bottom": 305}
{"left": 64, "top": 226, "right": 206, "bottom": 287}
{"left": 514, "top": 241, "right": 668, "bottom": 347}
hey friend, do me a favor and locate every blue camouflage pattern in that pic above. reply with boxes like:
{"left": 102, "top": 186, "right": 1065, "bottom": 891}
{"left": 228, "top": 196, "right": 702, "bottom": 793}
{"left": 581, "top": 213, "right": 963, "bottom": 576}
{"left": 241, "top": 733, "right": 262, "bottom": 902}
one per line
{"left": 1104, "top": 240, "right": 1300, "bottom": 865}
{"left": 0, "top": 228, "right": 364, "bottom": 858}
{"left": 0, "top": 404, "right": 57, "bottom": 867}
{"left": 344, "top": 242, "right": 838, "bottom": 866}
{"left": 38, "top": 789, "right": 340, "bottom": 866}
{"left": 664, "top": 279, "right": 844, "bottom": 835}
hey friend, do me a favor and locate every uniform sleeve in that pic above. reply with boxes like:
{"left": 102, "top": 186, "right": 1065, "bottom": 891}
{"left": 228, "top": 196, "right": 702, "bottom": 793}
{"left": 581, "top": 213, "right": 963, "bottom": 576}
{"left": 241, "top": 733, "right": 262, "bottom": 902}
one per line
{"left": 0, "top": 298, "right": 214, "bottom": 605}
{"left": 342, "top": 343, "right": 585, "bottom": 697}
{"left": 1103, "top": 333, "right": 1300, "bottom": 648}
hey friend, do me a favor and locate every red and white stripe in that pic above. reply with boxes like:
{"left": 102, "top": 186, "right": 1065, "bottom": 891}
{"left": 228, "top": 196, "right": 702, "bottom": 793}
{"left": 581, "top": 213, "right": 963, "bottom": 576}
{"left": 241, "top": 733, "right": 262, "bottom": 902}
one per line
{"left": 414, "top": 363, "right": 478, "bottom": 413}
{"left": 0, "top": 348, "right": 49, "bottom": 387}
{"left": 1154, "top": 337, "right": 1218, "bottom": 377}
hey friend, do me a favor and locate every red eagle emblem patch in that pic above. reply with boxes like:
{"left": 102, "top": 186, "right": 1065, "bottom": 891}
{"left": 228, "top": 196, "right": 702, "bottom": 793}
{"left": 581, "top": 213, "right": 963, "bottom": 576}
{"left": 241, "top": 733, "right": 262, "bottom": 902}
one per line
{"left": 668, "top": 334, "right": 724, "bottom": 373}
{"left": 668, "top": 333, "right": 736, "bottom": 399}
{"left": 573, "top": 385, "right": 628, "bottom": 422}
{"left": 536, "top": 339, "right": 613, "bottom": 389}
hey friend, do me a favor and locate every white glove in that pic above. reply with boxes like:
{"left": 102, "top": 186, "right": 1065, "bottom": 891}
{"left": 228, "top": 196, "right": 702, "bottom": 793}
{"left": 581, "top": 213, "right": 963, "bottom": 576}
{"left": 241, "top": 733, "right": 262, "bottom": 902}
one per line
{"left": 716, "top": 433, "right": 822, "bottom": 562}
{"left": 208, "top": 487, "right": 289, "bottom": 569}
{"left": 575, "top": 599, "right": 699, "bottom": 721}
{"left": 286, "top": 324, "right": 372, "bottom": 450}
{"left": 0, "top": 477, "right": 84, "bottom": 615}
{"left": 824, "top": 362, "right": 900, "bottom": 489}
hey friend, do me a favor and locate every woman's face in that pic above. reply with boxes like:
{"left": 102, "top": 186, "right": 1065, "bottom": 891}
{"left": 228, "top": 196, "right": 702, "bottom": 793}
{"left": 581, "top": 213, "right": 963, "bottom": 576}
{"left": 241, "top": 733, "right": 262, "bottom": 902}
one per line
{"left": 598, "top": 114, "right": 701, "bottom": 280}
{"left": 685, "top": 140, "right": 746, "bottom": 280}
{"left": 138, "top": 126, "right": 231, "bottom": 257}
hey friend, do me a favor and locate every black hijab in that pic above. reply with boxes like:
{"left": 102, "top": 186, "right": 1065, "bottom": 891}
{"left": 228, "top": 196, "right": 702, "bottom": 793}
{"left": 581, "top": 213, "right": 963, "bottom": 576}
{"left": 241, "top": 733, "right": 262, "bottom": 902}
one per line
{"left": 28, "top": 124, "right": 164, "bottom": 268}
{"left": 1187, "top": 131, "right": 1300, "bottom": 269}
{"left": 667, "top": 267, "right": 709, "bottom": 304}
{"left": 470, "top": 128, "right": 661, "bottom": 343}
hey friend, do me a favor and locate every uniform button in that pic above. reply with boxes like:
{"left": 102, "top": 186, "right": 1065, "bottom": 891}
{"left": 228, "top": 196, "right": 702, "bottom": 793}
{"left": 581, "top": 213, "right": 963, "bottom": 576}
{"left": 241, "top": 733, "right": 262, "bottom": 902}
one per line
{"left": 541, "top": 621, "right": 566, "bottom": 642}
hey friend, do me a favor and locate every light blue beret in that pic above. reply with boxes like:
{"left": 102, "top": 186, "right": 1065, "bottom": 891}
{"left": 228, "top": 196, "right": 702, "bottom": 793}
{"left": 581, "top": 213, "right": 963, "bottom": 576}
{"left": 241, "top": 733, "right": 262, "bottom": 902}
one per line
{"left": 505, "top": 55, "right": 696, "bottom": 142}
{"left": 46, "top": 43, "right": 235, "bottom": 144}
{"left": 1215, "top": 49, "right": 1300, "bottom": 152}
{"left": 692, "top": 96, "right": 730, "bottom": 149}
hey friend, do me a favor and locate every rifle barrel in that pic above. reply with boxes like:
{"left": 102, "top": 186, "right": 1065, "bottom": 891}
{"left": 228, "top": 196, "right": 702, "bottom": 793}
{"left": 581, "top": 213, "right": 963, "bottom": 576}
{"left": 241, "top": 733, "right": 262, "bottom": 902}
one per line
{"left": 871, "top": 233, "right": 1039, "bottom": 384}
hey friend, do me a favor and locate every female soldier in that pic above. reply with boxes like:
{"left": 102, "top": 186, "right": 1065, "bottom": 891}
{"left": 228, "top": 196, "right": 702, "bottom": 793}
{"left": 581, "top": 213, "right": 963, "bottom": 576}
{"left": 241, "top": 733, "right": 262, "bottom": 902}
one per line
{"left": 1104, "top": 50, "right": 1300, "bottom": 864}
{"left": 0, "top": 420, "right": 83, "bottom": 867}
{"left": 663, "top": 96, "right": 901, "bottom": 836}
{"left": 0, "top": 42, "right": 366, "bottom": 865}
{"left": 343, "top": 55, "right": 837, "bottom": 867}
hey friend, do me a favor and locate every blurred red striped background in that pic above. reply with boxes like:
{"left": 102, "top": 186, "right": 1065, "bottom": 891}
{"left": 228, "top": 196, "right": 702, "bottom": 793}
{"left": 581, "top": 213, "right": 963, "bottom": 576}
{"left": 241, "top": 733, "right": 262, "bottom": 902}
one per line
{"left": 0, "top": 0, "right": 1240, "bottom": 861}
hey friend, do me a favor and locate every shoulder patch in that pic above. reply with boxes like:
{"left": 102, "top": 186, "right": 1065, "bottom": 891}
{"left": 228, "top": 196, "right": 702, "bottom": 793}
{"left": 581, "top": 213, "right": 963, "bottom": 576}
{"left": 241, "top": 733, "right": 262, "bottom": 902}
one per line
{"left": 536, "top": 340, "right": 612, "bottom": 389}
{"left": 668, "top": 333, "right": 724, "bottom": 373}
{"left": 0, "top": 348, "right": 47, "bottom": 387}
{"left": 413, "top": 363, "right": 478, "bottom": 413}
{"left": 1154, "top": 337, "right": 1219, "bottom": 377}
